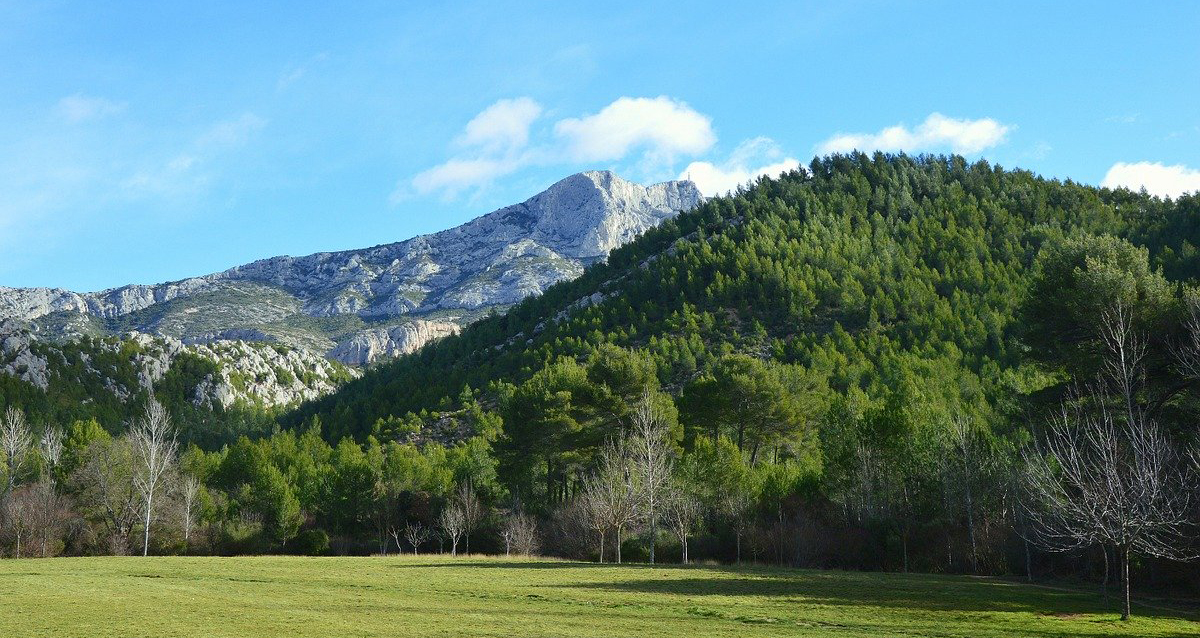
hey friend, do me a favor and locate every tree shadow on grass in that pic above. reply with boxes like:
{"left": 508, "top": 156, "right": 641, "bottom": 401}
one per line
{"left": 559, "top": 570, "right": 1200, "bottom": 625}
{"left": 385, "top": 560, "right": 1199, "bottom": 627}
{"left": 388, "top": 560, "right": 621, "bottom": 570}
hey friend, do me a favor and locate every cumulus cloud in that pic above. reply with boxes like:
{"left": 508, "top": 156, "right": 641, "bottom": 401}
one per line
{"left": 817, "top": 113, "right": 1011, "bottom": 155}
{"left": 1101, "top": 161, "right": 1200, "bottom": 199}
{"left": 679, "top": 137, "right": 800, "bottom": 196}
{"left": 406, "top": 98, "right": 545, "bottom": 199}
{"left": 457, "top": 97, "right": 543, "bottom": 154}
{"left": 405, "top": 96, "right": 716, "bottom": 200}
{"left": 56, "top": 94, "right": 126, "bottom": 123}
{"left": 554, "top": 96, "right": 715, "bottom": 163}
{"left": 410, "top": 157, "right": 525, "bottom": 199}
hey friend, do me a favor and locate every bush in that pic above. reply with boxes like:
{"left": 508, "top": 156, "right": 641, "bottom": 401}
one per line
{"left": 291, "top": 529, "right": 330, "bottom": 556}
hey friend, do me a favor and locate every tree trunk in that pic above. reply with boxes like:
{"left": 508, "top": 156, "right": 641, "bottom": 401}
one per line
{"left": 142, "top": 494, "right": 153, "bottom": 556}
{"left": 1121, "top": 546, "right": 1131, "bottom": 621}
{"left": 615, "top": 527, "right": 622, "bottom": 564}
{"left": 965, "top": 491, "right": 977, "bottom": 573}
{"left": 598, "top": 531, "right": 605, "bottom": 564}
{"left": 682, "top": 536, "right": 688, "bottom": 564}
{"left": 946, "top": 531, "right": 953, "bottom": 571}
{"left": 648, "top": 514, "right": 656, "bottom": 564}
{"left": 1023, "top": 537, "right": 1032, "bottom": 583}
{"left": 1102, "top": 545, "right": 1110, "bottom": 602}
{"left": 736, "top": 527, "right": 742, "bottom": 564}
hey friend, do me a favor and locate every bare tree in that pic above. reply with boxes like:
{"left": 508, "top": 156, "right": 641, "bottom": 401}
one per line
{"left": 666, "top": 483, "right": 701, "bottom": 564}
{"left": 397, "top": 521, "right": 429, "bottom": 555}
{"left": 1173, "top": 295, "right": 1200, "bottom": 380}
{"left": 181, "top": 474, "right": 200, "bottom": 550}
{"left": 1024, "top": 299, "right": 1200, "bottom": 620}
{"left": 440, "top": 503, "right": 466, "bottom": 556}
{"left": 129, "top": 399, "right": 178, "bottom": 556}
{"left": 630, "top": 390, "right": 673, "bottom": 564}
{"left": 1, "top": 484, "right": 31, "bottom": 556}
{"left": 578, "top": 493, "right": 609, "bottom": 562}
{"left": 27, "top": 478, "right": 68, "bottom": 557}
{"left": 581, "top": 435, "right": 639, "bottom": 564}
{"left": 728, "top": 488, "right": 753, "bottom": 565}
{"left": 455, "top": 482, "right": 483, "bottom": 555}
{"left": 501, "top": 511, "right": 539, "bottom": 556}
{"left": 371, "top": 484, "right": 399, "bottom": 556}
{"left": 1, "top": 406, "right": 31, "bottom": 493}
{"left": 944, "top": 414, "right": 980, "bottom": 573}
{"left": 40, "top": 426, "right": 64, "bottom": 475}
{"left": 1022, "top": 398, "right": 1195, "bottom": 620}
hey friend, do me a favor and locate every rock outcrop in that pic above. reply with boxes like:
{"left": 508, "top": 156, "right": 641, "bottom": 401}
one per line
{"left": 327, "top": 320, "right": 461, "bottom": 366}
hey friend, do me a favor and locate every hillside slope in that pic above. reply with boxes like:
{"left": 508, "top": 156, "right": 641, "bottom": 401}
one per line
{"left": 288, "top": 153, "right": 1200, "bottom": 440}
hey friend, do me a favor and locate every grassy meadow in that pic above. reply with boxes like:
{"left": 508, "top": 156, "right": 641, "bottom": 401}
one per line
{"left": 0, "top": 555, "right": 1195, "bottom": 637}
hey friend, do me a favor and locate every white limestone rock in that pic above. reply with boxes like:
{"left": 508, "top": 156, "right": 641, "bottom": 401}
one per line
{"left": 0, "top": 171, "right": 702, "bottom": 366}
{"left": 327, "top": 320, "right": 461, "bottom": 366}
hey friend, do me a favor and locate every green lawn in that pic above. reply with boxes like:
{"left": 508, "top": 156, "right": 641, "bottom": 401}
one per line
{"left": 0, "top": 555, "right": 1195, "bottom": 637}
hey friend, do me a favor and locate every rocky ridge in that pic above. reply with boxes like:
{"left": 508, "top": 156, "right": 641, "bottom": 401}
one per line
{"left": 0, "top": 171, "right": 701, "bottom": 367}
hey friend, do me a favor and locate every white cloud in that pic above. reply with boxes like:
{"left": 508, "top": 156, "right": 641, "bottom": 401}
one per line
{"left": 404, "top": 98, "right": 544, "bottom": 199}
{"left": 457, "top": 97, "right": 543, "bottom": 154}
{"left": 554, "top": 96, "right": 715, "bottom": 163}
{"left": 817, "top": 113, "right": 1011, "bottom": 155}
{"left": 1101, "top": 161, "right": 1200, "bottom": 199}
{"left": 405, "top": 96, "right": 717, "bottom": 200}
{"left": 56, "top": 94, "right": 126, "bottom": 123}
{"left": 679, "top": 137, "right": 801, "bottom": 196}
{"left": 409, "top": 157, "right": 524, "bottom": 199}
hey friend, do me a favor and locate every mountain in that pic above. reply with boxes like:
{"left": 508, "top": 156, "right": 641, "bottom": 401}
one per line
{"left": 286, "top": 154, "right": 1200, "bottom": 443}
{"left": 0, "top": 171, "right": 702, "bottom": 365}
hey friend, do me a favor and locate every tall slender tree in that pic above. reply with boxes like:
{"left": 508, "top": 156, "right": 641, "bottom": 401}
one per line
{"left": 1, "top": 407, "right": 31, "bottom": 493}
{"left": 631, "top": 390, "right": 673, "bottom": 564}
{"left": 129, "top": 399, "right": 178, "bottom": 557}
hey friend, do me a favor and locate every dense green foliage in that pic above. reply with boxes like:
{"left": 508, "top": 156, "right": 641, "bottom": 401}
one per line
{"left": 292, "top": 153, "right": 1198, "bottom": 437}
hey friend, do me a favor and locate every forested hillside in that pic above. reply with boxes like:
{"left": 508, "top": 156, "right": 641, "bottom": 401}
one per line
{"left": 291, "top": 153, "right": 1200, "bottom": 439}
{"left": 4, "top": 155, "right": 1198, "bottom": 607}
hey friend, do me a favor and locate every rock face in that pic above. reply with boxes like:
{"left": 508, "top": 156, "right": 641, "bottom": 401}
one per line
{"left": 0, "top": 324, "right": 357, "bottom": 409}
{"left": 327, "top": 320, "right": 461, "bottom": 367}
{"left": 0, "top": 171, "right": 701, "bottom": 366}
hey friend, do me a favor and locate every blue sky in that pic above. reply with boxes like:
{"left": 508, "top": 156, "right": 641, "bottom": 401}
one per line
{"left": 2, "top": 1, "right": 1197, "bottom": 291}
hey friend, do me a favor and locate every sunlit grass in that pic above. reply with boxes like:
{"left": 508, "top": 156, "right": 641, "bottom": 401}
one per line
{"left": 0, "top": 555, "right": 1194, "bottom": 637}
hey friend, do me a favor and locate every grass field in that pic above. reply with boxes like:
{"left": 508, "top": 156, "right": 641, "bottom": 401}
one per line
{"left": 0, "top": 555, "right": 1196, "bottom": 637}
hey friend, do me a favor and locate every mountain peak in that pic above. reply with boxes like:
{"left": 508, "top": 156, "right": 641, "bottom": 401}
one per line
{"left": 519, "top": 170, "right": 701, "bottom": 258}
{"left": 0, "top": 171, "right": 702, "bottom": 366}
